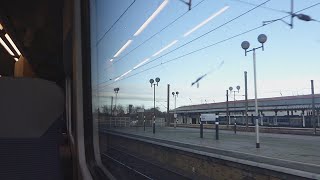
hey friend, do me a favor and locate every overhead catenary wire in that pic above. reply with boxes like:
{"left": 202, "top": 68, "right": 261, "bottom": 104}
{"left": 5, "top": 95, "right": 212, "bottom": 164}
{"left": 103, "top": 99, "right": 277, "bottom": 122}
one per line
{"left": 96, "top": 2, "right": 320, "bottom": 89}
{"left": 99, "top": 26, "right": 262, "bottom": 89}
{"left": 97, "top": 0, "right": 207, "bottom": 81}
{"left": 127, "top": 0, "right": 271, "bottom": 69}
{"left": 228, "top": 0, "right": 286, "bottom": 13}
{"left": 96, "top": 0, "right": 136, "bottom": 46}
{"left": 262, "top": 2, "right": 320, "bottom": 26}
{"left": 101, "top": 0, "right": 207, "bottom": 70}
{"left": 103, "top": 0, "right": 288, "bottom": 71}
{"left": 311, "top": 18, "right": 320, "bottom": 23}
{"left": 101, "top": 0, "right": 293, "bottom": 73}
{"left": 231, "top": 0, "right": 320, "bottom": 23}
{"left": 99, "top": 0, "right": 271, "bottom": 84}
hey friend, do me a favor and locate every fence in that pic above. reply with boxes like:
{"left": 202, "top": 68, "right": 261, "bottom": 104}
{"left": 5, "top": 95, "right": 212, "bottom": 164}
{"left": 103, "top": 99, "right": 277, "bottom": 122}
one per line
{"left": 99, "top": 116, "right": 166, "bottom": 128}
{"left": 99, "top": 117, "right": 131, "bottom": 128}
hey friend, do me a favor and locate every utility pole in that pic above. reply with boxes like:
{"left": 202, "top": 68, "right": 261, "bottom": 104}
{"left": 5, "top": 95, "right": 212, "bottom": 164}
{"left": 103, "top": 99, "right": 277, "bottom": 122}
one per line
{"left": 226, "top": 90, "right": 229, "bottom": 126}
{"left": 167, "top": 84, "right": 170, "bottom": 127}
{"left": 178, "top": 0, "right": 192, "bottom": 10}
{"left": 290, "top": 0, "right": 294, "bottom": 29}
{"left": 311, "top": 80, "right": 316, "bottom": 135}
{"left": 263, "top": 0, "right": 317, "bottom": 28}
{"left": 245, "top": 71, "right": 248, "bottom": 129}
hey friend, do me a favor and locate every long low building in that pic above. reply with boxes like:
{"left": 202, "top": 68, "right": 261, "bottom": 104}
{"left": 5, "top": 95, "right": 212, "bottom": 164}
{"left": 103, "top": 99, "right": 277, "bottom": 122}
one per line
{"left": 172, "top": 94, "right": 320, "bottom": 127}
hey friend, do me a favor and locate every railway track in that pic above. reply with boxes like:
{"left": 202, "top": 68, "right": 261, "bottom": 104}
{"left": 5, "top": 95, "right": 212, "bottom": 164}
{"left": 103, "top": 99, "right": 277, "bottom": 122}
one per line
{"left": 102, "top": 146, "right": 190, "bottom": 180}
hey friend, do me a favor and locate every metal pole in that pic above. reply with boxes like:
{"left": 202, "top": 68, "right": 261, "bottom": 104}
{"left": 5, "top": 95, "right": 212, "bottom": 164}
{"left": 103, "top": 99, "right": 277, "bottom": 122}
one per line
{"left": 302, "top": 111, "right": 305, "bottom": 128}
{"left": 234, "top": 91, "right": 236, "bottom": 131}
{"left": 234, "top": 91, "right": 236, "bottom": 113}
{"left": 174, "top": 95, "right": 177, "bottom": 128}
{"left": 144, "top": 116, "right": 146, "bottom": 131}
{"left": 167, "top": 84, "right": 170, "bottom": 127}
{"left": 115, "top": 93, "right": 118, "bottom": 116}
{"left": 200, "top": 120, "right": 203, "bottom": 138}
{"left": 290, "top": 0, "right": 294, "bottom": 29}
{"left": 174, "top": 95, "right": 177, "bottom": 110}
{"left": 317, "top": 110, "right": 320, "bottom": 127}
{"left": 111, "top": 96, "right": 113, "bottom": 116}
{"left": 253, "top": 49, "right": 260, "bottom": 148}
{"left": 226, "top": 90, "right": 229, "bottom": 126}
{"left": 215, "top": 121, "right": 219, "bottom": 140}
{"left": 275, "top": 111, "right": 278, "bottom": 126}
{"left": 136, "top": 115, "right": 138, "bottom": 128}
{"left": 311, "top": 80, "right": 316, "bottom": 135}
{"left": 245, "top": 71, "right": 248, "bottom": 129}
{"left": 153, "top": 84, "right": 156, "bottom": 134}
{"left": 188, "top": 0, "right": 192, "bottom": 10}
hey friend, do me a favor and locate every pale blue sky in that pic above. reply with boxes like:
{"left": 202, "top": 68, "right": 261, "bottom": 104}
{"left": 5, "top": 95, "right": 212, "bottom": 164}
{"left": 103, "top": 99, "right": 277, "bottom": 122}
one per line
{"left": 90, "top": 0, "right": 320, "bottom": 111}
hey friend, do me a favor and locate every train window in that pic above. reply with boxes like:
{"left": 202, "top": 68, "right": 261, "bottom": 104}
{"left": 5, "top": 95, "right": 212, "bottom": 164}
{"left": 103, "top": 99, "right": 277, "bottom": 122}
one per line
{"left": 89, "top": 0, "right": 320, "bottom": 179}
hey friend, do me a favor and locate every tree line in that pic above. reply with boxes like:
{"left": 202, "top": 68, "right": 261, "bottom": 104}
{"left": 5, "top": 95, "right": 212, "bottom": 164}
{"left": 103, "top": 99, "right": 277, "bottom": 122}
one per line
{"left": 95, "top": 104, "right": 173, "bottom": 120}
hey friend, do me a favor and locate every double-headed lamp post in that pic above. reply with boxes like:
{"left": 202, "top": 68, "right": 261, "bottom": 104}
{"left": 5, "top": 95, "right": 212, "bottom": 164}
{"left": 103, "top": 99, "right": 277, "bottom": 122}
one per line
{"left": 172, "top": 91, "right": 179, "bottom": 128}
{"left": 229, "top": 86, "right": 240, "bottom": 125}
{"left": 241, "top": 34, "right": 267, "bottom": 148}
{"left": 149, "top": 77, "right": 160, "bottom": 134}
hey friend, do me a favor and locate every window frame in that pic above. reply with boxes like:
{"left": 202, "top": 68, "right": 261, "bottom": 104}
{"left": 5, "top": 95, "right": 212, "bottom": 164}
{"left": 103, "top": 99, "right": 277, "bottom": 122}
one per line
{"left": 79, "top": 0, "right": 115, "bottom": 179}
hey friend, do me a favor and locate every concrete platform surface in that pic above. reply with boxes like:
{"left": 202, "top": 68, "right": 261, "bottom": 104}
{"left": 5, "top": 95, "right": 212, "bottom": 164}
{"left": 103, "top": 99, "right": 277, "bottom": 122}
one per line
{"left": 100, "top": 126, "right": 320, "bottom": 177}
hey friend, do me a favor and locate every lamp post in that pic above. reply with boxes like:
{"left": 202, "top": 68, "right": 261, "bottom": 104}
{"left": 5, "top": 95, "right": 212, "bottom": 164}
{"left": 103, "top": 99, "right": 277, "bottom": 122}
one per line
{"left": 215, "top": 115, "right": 219, "bottom": 140}
{"left": 241, "top": 34, "right": 267, "bottom": 148}
{"left": 149, "top": 77, "right": 160, "bottom": 134}
{"left": 229, "top": 86, "right": 240, "bottom": 133}
{"left": 113, "top": 87, "right": 120, "bottom": 116}
{"left": 172, "top": 91, "right": 179, "bottom": 128}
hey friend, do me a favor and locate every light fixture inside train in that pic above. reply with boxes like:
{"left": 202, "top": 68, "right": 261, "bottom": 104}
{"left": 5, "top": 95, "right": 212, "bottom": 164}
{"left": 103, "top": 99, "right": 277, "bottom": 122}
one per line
{"left": 5, "top": 34, "right": 21, "bottom": 56}
{"left": 0, "top": 23, "right": 22, "bottom": 62}
{"left": 0, "top": 37, "right": 15, "bottom": 56}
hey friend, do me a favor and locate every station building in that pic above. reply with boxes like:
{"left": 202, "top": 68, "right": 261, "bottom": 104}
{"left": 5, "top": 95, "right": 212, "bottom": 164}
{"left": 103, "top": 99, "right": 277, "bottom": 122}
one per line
{"left": 172, "top": 94, "right": 320, "bottom": 127}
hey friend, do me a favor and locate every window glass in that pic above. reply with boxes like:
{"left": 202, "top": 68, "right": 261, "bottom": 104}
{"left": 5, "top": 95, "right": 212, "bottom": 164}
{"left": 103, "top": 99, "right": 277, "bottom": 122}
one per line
{"left": 90, "top": 0, "right": 320, "bottom": 178}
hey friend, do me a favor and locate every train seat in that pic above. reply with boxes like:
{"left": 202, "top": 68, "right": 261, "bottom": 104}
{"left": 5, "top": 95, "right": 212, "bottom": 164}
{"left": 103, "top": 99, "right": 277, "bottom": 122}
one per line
{"left": 0, "top": 77, "right": 64, "bottom": 180}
